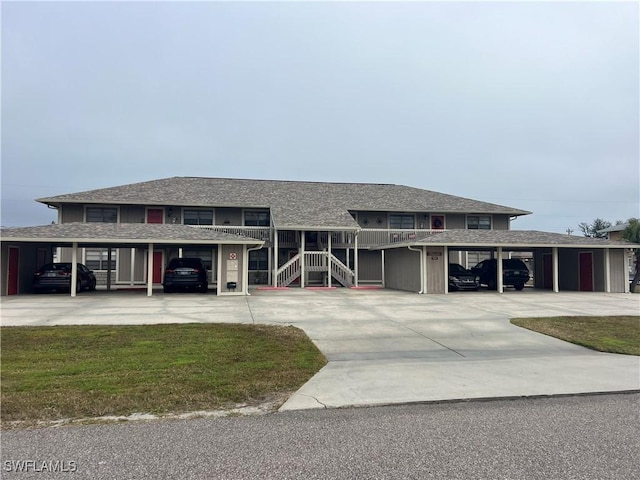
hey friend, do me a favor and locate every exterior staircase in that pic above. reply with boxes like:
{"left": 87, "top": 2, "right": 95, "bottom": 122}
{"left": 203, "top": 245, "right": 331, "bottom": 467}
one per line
{"left": 276, "top": 251, "right": 355, "bottom": 287}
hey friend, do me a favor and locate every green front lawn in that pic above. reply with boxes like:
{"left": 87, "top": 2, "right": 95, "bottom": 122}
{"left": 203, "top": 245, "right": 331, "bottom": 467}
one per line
{"left": 1, "top": 323, "right": 326, "bottom": 425}
{"left": 511, "top": 316, "right": 640, "bottom": 355}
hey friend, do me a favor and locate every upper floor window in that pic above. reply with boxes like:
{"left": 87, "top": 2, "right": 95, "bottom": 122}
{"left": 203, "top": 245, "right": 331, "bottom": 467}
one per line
{"left": 245, "top": 210, "right": 270, "bottom": 227}
{"left": 467, "top": 215, "right": 492, "bottom": 230}
{"left": 389, "top": 214, "right": 415, "bottom": 229}
{"left": 183, "top": 209, "right": 213, "bottom": 225}
{"left": 86, "top": 207, "right": 117, "bottom": 223}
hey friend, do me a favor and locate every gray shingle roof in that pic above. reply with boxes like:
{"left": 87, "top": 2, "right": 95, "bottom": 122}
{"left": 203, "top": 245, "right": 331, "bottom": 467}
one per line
{"left": 372, "top": 229, "right": 640, "bottom": 249}
{"left": 0, "top": 223, "right": 264, "bottom": 246}
{"left": 36, "top": 177, "right": 532, "bottom": 230}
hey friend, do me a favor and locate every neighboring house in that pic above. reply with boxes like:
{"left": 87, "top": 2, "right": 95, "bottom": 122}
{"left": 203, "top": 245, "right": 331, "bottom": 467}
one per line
{"left": 1, "top": 177, "right": 637, "bottom": 295}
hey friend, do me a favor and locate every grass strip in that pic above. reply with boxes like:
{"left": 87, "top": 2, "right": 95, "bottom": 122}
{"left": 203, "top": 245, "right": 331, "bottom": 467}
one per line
{"left": 511, "top": 316, "right": 640, "bottom": 355}
{"left": 1, "top": 323, "right": 326, "bottom": 424}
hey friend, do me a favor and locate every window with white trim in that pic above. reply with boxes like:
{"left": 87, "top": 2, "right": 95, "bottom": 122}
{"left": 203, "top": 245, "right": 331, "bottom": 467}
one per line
{"left": 86, "top": 207, "right": 118, "bottom": 223}
{"left": 467, "top": 215, "right": 492, "bottom": 230}
{"left": 183, "top": 209, "right": 214, "bottom": 225}
{"left": 85, "top": 249, "right": 117, "bottom": 270}
{"left": 244, "top": 210, "right": 270, "bottom": 226}
{"left": 389, "top": 214, "right": 415, "bottom": 229}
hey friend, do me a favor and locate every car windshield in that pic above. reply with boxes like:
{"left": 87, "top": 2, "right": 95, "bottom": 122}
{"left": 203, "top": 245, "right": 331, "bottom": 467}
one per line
{"left": 449, "top": 264, "right": 469, "bottom": 274}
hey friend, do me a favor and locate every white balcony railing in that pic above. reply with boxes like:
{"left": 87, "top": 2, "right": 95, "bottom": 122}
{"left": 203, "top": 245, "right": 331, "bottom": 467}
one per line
{"left": 189, "top": 225, "right": 444, "bottom": 249}
{"left": 190, "top": 225, "right": 272, "bottom": 244}
{"left": 356, "top": 228, "right": 445, "bottom": 248}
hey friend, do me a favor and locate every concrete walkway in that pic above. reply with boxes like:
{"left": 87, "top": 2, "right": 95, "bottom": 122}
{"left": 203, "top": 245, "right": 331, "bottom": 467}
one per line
{"left": 1, "top": 289, "right": 639, "bottom": 411}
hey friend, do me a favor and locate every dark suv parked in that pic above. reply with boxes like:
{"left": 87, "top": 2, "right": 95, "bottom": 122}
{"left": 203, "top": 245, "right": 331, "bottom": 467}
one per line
{"left": 163, "top": 258, "right": 208, "bottom": 293}
{"left": 471, "top": 258, "right": 530, "bottom": 291}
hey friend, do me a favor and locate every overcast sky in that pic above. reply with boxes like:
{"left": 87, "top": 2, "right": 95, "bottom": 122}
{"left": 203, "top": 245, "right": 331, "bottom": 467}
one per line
{"left": 2, "top": 1, "right": 638, "bottom": 233}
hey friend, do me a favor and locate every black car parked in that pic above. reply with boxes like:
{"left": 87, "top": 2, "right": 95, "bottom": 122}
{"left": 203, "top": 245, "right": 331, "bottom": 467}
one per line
{"left": 471, "top": 258, "right": 530, "bottom": 291}
{"left": 448, "top": 263, "right": 480, "bottom": 291}
{"left": 33, "top": 263, "right": 97, "bottom": 293}
{"left": 163, "top": 258, "right": 209, "bottom": 293}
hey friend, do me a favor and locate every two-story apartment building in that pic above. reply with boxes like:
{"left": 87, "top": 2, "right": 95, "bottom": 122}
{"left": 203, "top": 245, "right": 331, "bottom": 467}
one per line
{"left": 36, "top": 177, "right": 529, "bottom": 288}
{"left": 1, "top": 177, "right": 636, "bottom": 295}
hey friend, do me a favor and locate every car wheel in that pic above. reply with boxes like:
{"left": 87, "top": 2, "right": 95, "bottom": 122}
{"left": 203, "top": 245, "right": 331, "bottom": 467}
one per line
{"left": 514, "top": 283, "right": 525, "bottom": 291}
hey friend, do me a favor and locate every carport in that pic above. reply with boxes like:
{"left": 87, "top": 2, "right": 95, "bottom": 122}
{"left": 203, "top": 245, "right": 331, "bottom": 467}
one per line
{"left": 0, "top": 223, "right": 264, "bottom": 297}
{"left": 372, "top": 230, "right": 637, "bottom": 294}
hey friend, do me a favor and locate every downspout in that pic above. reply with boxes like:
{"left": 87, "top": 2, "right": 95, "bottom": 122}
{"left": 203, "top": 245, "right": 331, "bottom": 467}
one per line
{"left": 408, "top": 246, "right": 424, "bottom": 294}
{"left": 246, "top": 243, "right": 264, "bottom": 295}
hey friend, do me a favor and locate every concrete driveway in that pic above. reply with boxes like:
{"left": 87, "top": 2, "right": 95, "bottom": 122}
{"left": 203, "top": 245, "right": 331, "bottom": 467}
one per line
{"left": 1, "top": 289, "right": 639, "bottom": 410}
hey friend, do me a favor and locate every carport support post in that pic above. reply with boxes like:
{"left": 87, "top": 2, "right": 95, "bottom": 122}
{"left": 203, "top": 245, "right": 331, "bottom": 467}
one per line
{"left": 497, "top": 247, "right": 504, "bottom": 293}
{"left": 70, "top": 242, "right": 78, "bottom": 298}
{"left": 147, "top": 243, "right": 154, "bottom": 297}
{"left": 106, "top": 248, "right": 112, "bottom": 291}
{"left": 273, "top": 228, "right": 279, "bottom": 287}
{"left": 604, "top": 248, "right": 611, "bottom": 293}
{"left": 552, "top": 247, "right": 559, "bottom": 293}
{"left": 327, "top": 232, "right": 332, "bottom": 288}
{"left": 300, "top": 231, "right": 305, "bottom": 289}
{"left": 354, "top": 233, "right": 359, "bottom": 287}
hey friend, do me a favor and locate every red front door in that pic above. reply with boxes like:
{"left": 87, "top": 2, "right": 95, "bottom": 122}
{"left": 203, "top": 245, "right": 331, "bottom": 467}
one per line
{"left": 147, "top": 208, "right": 164, "bottom": 224}
{"left": 7, "top": 247, "right": 19, "bottom": 295}
{"left": 579, "top": 252, "right": 594, "bottom": 291}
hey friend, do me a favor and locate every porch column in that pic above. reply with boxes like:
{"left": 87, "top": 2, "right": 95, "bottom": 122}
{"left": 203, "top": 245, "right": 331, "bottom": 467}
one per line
{"left": 496, "top": 247, "right": 504, "bottom": 293}
{"left": 300, "top": 231, "right": 305, "bottom": 288}
{"left": 443, "top": 246, "right": 449, "bottom": 294}
{"left": 147, "top": 243, "right": 154, "bottom": 297}
{"left": 604, "top": 248, "right": 611, "bottom": 293}
{"left": 70, "top": 243, "right": 78, "bottom": 298}
{"left": 106, "top": 248, "right": 112, "bottom": 291}
{"left": 178, "top": 248, "right": 183, "bottom": 258}
{"left": 354, "top": 233, "right": 359, "bottom": 287}
{"left": 552, "top": 247, "right": 559, "bottom": 293}
{"left": 327, "top": 232, "right": 332, "bottom": 288}
{"left": 381, "top": 250, "right": 385, "bottom": 288}
{"left": 130, "top": 248, "right": 136, "bottom": 286}
{"left": 216, "top": 247, "right": 222, "bottom": 296}
{"left": 267, "top": 246, "right": 273, "bottom": 286}
{"left": 273, "top": 229, "right": 279, "bottom": 287}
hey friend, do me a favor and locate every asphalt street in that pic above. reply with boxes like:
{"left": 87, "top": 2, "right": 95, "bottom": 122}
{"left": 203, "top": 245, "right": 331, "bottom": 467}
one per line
{"left": 2, "top": 393, "right": 639, "bottom": 480}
